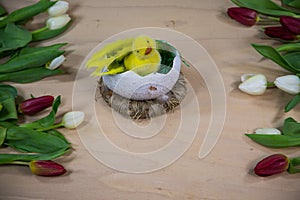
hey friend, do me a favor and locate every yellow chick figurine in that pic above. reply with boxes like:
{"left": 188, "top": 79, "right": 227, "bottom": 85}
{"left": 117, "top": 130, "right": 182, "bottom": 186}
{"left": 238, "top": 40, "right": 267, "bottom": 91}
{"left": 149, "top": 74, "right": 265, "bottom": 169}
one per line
{"left": 86, "top": 35, "right": 161, "bottom": 76}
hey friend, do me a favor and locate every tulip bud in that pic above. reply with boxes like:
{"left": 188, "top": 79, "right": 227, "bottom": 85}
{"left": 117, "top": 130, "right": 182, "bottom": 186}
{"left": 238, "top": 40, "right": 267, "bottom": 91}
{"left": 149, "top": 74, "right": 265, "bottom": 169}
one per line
{"left": 264, "top": 26, "right": 298, "bottom": 41}
{"left": 280, "top": 16, "right": 300, "bottom": 35}
{"left": 274, "top": 75, "right": 300, "bottom": 94}
{"left": 227, "top": 7, "right": 259, "bottom": 26}
{"left": 255, "top": 128, "right": 281, "bottom": 135}
{"left": 46, "top": 55, "right": 66, "bottom": 70}
{"left": 48, "top": 1, "right": 69, "bottom": 17}
{"left": 254, "top": 154, "right": 289, "bottom": 177}
{"left": 18, "top": 95, "right": 54, "bottom": 115}
{"left": 238, "top": 74, "right": 267, "bottom": 95}
{"left": 29, "top": 160, "right": 66, "bottom": 176}
{"left": 46, "top": 14, "right": 71, "bottom": 30}
{"left": 62, "top": 111, "right": 84, "bottom": 129}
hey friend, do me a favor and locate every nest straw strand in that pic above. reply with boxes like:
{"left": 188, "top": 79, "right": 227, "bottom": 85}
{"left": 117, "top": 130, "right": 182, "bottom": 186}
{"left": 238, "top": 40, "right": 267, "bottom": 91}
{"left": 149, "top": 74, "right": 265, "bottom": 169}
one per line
{"left": 97, "top": 73, "right": 187, "bottom": 120}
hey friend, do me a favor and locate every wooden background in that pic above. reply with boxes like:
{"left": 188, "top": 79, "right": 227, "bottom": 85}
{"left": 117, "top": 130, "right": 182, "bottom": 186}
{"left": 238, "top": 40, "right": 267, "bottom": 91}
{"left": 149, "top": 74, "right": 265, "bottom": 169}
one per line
{"left": 0, "top": 0, "right": 300, "bottom": 199}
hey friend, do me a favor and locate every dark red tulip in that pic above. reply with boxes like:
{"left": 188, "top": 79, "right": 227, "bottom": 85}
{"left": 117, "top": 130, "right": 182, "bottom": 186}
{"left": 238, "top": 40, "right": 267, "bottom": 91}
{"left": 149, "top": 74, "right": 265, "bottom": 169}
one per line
{"left": 254, "top": 154, "right": 289, "bottom": 177}
{"left": 18, "top": 95, "right": 54, "bottom": 115}
{"left": 264, "top": 26, "right": 298, "bottom": 41}
{"left": 227, "top": 7, "right": 259, "bottom": 26}
{"left": 29, "top": 160, "right": 66, "bottom": 176}
{"left": 280, "top": 16, "right": 300, "bottom": 35}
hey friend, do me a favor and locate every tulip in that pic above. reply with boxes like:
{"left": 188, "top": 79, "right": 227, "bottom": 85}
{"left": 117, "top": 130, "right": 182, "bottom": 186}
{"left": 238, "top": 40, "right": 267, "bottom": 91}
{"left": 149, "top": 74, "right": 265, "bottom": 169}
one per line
{"left": 274, "top": 75, "right": 300, "bottom": 94}
{"left": 29, "top": 160, "right": 66, "bottom": 176}
{"left": 46, "top": 55, "right": 66, "bottom": 70}
{"left": 254, "top": 154, "right": 289, "bottom": 177}
{"left": 48, "top": 1, "right": 69, "bottom": 17}
{"left": 227, "top": 7, "right": 259, "bottom": 26}
{"left": 61, "top": 111, "right": 85, "bottom": 129}
{"left": 280, "top": 16, "right": 300, "bottom": 35}
{"left": 18, "top": 95, "right": 54, "bottom": 115}
{"left": 255, "top": 128, "right": 281, "bottom": 135}
{"left": 238, "top": 74, "right": 267, "bottom": 95}
{"left": 264, "top": 26, "right": 298, "bottom": 41}
{"left": 46, "top": 14, "right": 71, "bottom": 30}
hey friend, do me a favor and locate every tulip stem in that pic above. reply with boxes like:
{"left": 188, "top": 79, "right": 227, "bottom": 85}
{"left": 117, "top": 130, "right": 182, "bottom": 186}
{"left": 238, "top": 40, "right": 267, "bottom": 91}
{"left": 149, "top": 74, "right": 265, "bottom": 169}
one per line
{"left": 31, "top": 26, "right": 48, "bottom": 34}
{"left": 37, "top": 122, "right": 64, "bottom": 132}
{"left": 267, "top": 81, "right": 276, "bottom": 88}
{"left": 9, "top": 161, "right": 29, "bottom": 166}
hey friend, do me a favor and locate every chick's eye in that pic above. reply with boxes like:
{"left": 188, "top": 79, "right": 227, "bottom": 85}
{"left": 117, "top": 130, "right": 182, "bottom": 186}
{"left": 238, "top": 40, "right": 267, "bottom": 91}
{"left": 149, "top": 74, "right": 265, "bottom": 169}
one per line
{"left": 147, "top": 40, "right": 150, "bottom": 43}
{"left": 136, "top": 50, "right": 140, "bottom": 53}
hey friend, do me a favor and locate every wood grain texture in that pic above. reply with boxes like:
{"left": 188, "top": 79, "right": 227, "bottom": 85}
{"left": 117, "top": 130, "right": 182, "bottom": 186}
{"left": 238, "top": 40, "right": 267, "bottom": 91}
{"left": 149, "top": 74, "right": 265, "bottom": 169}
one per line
{"left": 0, "top": 0, "right": 300, "bottom": 199}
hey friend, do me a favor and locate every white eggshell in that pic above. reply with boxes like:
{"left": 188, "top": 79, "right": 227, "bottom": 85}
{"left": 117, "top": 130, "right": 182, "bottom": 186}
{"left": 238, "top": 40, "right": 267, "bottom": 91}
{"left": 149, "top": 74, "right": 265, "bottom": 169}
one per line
{"left": 102, "top": 51, "right": 181, "bottom": 100}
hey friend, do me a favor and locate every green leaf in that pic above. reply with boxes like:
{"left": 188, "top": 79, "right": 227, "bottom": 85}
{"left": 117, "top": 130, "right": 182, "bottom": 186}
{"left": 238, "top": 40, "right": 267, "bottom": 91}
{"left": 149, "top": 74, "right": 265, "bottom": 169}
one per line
{"left": 0, "top": 43, "right": 66, "bottom": 73}
{"left": 245, "top": 133, "right": 300, "bottom": 148}
{"left": 0, "top": 5, "right": 7, "bottom": 17}
{"left": 32, "top": 21, "right": 72, "bottom": 42}
{"left": 20, "top": 96, "right": 61, "bottom": 130}
{"left": 282, "top": 0, "right": 300, "bottom": 9}
{"left": 47, "top": 129, "right": 70, "bottom": 145}
{"left": 283, "top": 52, "right": 300, "bottom": 70}
{"left": 282, "top": 117, "right": 300, "bottom": 137}
{"left": 0, "top": 84, "right": 18, "bottom": 98}
{"left": 285, "top": 93, "right": 300, "bottom": 112}
{"left": 251, "top": 43, "right": 299, "bottom": 73}
{"left": 0, "top": 23, "right": 32, "bottom": 54}
{"left": 0, "top": 67, "right": 64, "bottom": 83}
{"left": 0, "top": 0, "right": 55, "bottom": 29}
{"left": 0, "top": 149, "right": 68, "bottom": 164}
{"left": 276, "top": 43, "right": 300, "bottom": 53}
{"left": 5, "top": 125, "right": 70, "bottom": 153}
{"left": 231, "top": 0, "right": 297, "bottom": 16}
{"left": 0, "top": 90, "right": 18, "bottom": 121}
{"left": 0, "top": 126, "right": 7, "bottom": 146}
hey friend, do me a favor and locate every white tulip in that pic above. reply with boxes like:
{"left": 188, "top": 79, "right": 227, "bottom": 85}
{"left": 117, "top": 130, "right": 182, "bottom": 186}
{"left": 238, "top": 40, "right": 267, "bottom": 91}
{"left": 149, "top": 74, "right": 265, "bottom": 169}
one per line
{"left": 255, "top": 128, "right": 281, "bottom": 135}
{"left": 238, "top": 74, "right": 267, "bottom": 95}
{"left": 62, "top": 111, "right": 85, "bottom": 129}
{"left": 274, "top": 75, "right": 300, "bottom": 95}
{"left": 46, "top": 14, "right": 71, "bottom": 30}
{"left": 46, "top": 55, "right": 66, "bottom": 70}
{"left": 240, "top": 74, "right": 255, "bottom": 82}
{"left": 48, "top": 1, "right": 69, "bottom": 17}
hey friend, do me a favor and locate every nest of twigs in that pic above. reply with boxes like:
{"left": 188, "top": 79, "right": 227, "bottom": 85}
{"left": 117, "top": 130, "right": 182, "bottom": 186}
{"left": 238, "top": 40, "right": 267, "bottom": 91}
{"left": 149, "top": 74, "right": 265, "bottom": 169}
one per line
{"left": 96, "top": 73, "right": 187, "bottom": 119}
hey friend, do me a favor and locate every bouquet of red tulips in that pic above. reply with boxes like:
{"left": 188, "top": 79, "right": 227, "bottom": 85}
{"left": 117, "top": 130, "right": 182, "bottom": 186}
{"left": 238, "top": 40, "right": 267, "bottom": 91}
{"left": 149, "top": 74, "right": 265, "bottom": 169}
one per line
{"left": 227, "top": 0, "right": 300, "bottom": 177}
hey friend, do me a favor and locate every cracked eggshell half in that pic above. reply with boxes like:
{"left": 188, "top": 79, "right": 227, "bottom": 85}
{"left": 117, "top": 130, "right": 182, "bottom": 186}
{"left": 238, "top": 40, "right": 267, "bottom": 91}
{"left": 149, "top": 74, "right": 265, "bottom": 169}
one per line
{"left": 102, "top": 51, "right": 181, "bottom": 100}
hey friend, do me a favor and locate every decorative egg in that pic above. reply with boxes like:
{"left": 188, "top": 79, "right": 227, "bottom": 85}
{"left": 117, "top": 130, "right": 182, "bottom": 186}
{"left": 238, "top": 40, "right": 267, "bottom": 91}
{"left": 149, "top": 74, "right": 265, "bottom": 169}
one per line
{"left": 102, "top": 42, "right": 181, "bottom": 100}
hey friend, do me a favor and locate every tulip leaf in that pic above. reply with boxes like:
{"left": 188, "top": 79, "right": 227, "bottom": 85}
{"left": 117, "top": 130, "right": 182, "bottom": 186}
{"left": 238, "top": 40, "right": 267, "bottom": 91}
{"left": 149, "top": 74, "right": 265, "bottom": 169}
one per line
{"left": 231, "top": 0, "right": 297, "bottom": 16}
{"left": 0, "top": 0, "right": 55, "bottom": 29}
{"left": 282, "top": 52, "right": 300, "bottom": 70}
{"left": 0, "top": 84, "right": 18, "bottom": 98}
{"left": 0, "top": 5, "right": 7, "bottom": 17}
{"left": 0, "top": 23, "right": 32, "bottom": 54}
{"left": 285, "top": 92, "right": 300, "bottom": 112}
{"left": 32, "top": 21, "right": 72, "bottom": 42}
{"left": 0, "top": 90, "right": 18, "bottom": 121}
{"left": 246, "top": 133, "right": 300, "bottom": 148}
{"left": 282, "top": 0, "right": 300, "bottom": 10}
{"left": 0, "top": 126, "right": 7, "bottom": 146}
{"left": 47, "top": 129, "right": 70, "bottom": 145}
{"left": 251, "top": 44, "right": 300, "bottom": 73}
{"left": 0, "top": 149, "right": 68, "bottom": 164}
{"left": 0, "top": 67, "right": 64, "bottom": 83}
{"left": 20, "top": 96, "right": 61, "bottom": 130}
{"left": 282, "top": 117, "right": 300, "bottom": 137}
{"left": 5, "top": 125, "right": 70, "bottom": 153}
{"left": 276, "top": 43, "right": 300, "bottom": 52}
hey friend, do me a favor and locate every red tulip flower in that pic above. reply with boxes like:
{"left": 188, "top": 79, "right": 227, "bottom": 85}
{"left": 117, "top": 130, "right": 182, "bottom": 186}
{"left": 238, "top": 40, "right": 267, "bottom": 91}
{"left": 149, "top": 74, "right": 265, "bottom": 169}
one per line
{"left": 227, "top": 7, "right": 259, "bottom": 26}
{"left": 18, "top": 95, "right": 54, "bottom": 115}
{"left": 254, "top": 154, "right": 289, "bottom": 177}
{"left": 29, "top": 160, "right": 66, "bottom": 176}
{"left": 280, "top": 16, "right": 300, "bottom": 35}
{"left": 264, "top": 26, "right": 298, "bottom": 41}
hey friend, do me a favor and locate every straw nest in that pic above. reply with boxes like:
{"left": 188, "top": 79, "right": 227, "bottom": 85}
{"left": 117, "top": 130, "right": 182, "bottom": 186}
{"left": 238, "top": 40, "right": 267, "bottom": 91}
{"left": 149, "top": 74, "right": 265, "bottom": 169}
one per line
{"left": 96, "top": 73, "right": 187, "bottom": 119}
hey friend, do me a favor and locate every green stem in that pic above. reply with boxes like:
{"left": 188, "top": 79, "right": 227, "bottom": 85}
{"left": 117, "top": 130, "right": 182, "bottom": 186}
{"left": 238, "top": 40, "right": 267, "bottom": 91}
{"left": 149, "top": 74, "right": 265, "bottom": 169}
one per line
{"left": 10, "top": 161, "right": 29, "bottom": 166}
{"left": 31, "top": 26, "right": 48, "bottom": 34}
{"left": 37, "top": 122, "right": 64, "bottom": 132}
{"left": 267, "top": 81, "right": 276, "bottom": 88}
{"left": 288, "top": 157, "right": 300, "bottom": 174}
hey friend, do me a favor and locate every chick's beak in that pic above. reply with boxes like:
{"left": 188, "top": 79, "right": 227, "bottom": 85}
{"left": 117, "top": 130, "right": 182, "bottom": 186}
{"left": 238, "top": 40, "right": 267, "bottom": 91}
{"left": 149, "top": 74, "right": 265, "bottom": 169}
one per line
{"left": 145, "top": 47, "right": 152, "bottom": 55}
